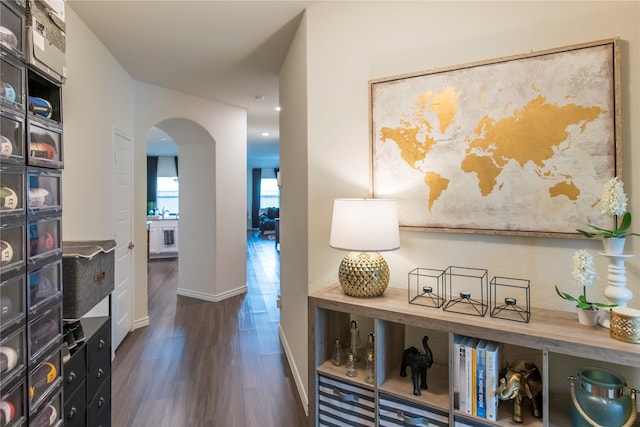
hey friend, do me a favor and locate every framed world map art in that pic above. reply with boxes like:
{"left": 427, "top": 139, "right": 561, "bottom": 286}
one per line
{"left": 370, "top": 38, "right": 621, "bottom": 238}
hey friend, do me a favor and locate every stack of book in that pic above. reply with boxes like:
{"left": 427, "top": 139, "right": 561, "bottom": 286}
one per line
{"left": 453, "top": 335, "right": 502, "bottom": 421}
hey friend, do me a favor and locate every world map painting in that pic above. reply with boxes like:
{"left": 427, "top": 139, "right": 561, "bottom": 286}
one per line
{"left": 371, "top": 40, "right": 619, "bottom": 236}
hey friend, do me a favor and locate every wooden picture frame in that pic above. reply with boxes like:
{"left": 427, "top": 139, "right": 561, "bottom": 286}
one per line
{"left": 370, "top": 38, "right": 621, "bottom": 238}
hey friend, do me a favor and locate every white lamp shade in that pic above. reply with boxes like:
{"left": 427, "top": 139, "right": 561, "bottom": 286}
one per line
{"left": 330, "top": 198, "right": 400, "bottom": 252}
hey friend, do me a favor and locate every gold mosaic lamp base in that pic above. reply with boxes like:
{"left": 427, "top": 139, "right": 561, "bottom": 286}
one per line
{"left": 338, "top": 252, "right": 390, "bottom": 297}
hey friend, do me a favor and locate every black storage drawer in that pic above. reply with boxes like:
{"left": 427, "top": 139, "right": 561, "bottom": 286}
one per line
{"left": 63, "top": 343, "right": 86, "bottom": 397}
{"left": 64, "top": 380, "right": 87, "bottom": 427}
{"left": 87, "top": 320, "right": 111, "bottom": 399}
{"left": 87, "top": 376, "right": 110, "bottom": 427}
{"left": 62, "top": 316, "right": 111, "bottom": 427}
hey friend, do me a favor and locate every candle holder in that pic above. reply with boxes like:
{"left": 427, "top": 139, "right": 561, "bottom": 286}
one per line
{"left": 442, "top": 266, "right": 488, "bottom": 317}
{"left": 490, "top": 276, "right": 530, "bottom": 323}
{"left": 408, "top": 268, "right": 446, "bottom": 308}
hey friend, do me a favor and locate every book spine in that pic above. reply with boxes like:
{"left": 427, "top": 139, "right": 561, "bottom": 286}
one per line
{"left": 459, "top": 341, "right": 467, "bottom": 413}
{"left": 465, "top": 339, "right": 477, "bottom": 414}
{"left": 485, "top": 342, "right": 500, "bottom": 421}
{"left": 476, "top": 342, "right": 486, "bottom": 418}
{"left": 471, "top": 344, "right": 477, "bottom": 416}
{"left": 453, "top": 337, "right": 462, "bottom": 410}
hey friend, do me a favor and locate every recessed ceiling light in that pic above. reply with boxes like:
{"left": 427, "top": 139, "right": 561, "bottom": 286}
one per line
{"left": 275, "top": 106, "right": 281, "bottom": 112}
{"left": 261, "top": 132, "right": 270, "bottom": 137}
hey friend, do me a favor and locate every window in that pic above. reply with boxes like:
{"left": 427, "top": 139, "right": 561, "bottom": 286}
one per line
{"left": 156, "top": 176, "right": 179, "bottom": 214}
{"left": 260, "top": 178, "right": 279, "bottom": 209}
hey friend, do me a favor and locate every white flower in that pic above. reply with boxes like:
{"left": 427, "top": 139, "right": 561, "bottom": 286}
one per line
{"left": 601, "top": 177, "right": 627, "bottom": 217}
{"left": 572, "top": 250, "right": 598, "bottom": 288}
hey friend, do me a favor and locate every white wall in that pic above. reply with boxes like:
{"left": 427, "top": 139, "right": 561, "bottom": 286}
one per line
{"left": 134, "top": 83, "right": 248, "bottom": 304}
{"left": 280, "top": 11, "right": 309, "bottom": 410}
{"left": 62, "top": 8, "right": 135, "bottom": 319}
{"left": 62, "top": 7, "right": 134, "bottom": 239}
{"left": 280, "top": 0, "right": 640, "bottom": 410}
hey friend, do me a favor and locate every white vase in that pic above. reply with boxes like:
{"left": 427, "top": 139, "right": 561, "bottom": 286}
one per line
{"left": 603, "top": 237, "right": 626, "bottom": 255}
{"left": 577, "top": 307, "right": 599, "bottom": 326}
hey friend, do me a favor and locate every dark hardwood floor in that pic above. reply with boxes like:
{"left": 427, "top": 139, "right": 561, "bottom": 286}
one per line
{"left": 111, "top": 231, "right": 307, "bottom": 427}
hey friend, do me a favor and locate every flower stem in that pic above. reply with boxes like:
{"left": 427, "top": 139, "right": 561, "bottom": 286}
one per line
{"left": 582, "top": 286, "right": 587, "bottom": 304}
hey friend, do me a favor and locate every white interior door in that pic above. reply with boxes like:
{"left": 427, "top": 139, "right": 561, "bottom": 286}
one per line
{"left": 113, "top": 129, "right": 133, "bottom": 351}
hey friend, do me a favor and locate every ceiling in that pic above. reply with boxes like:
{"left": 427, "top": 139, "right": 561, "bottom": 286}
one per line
{"left": 68, "top": 0, "right": 317, "bottom": 159}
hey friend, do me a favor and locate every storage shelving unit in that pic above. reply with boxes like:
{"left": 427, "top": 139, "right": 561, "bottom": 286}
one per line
{"left": 309, "top": 284, "right": 640, "bottom": 427}
{"left": 1, "top": 0, "right": 66, "bottom": 425}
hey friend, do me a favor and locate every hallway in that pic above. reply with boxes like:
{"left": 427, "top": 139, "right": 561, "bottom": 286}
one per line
{"left": 111, "top": 232, "right": 307, "bottom": 426}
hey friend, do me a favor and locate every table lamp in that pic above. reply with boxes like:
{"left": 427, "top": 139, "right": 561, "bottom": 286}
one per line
{"left": 329, "top": 198, "right": 400, "bottom": 297}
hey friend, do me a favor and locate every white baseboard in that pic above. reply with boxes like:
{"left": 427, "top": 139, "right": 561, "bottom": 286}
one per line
{"left": 279, "top": 324, "right": 309, "bottom": 416}
{"left": 177, "top": 284, "right": 248, "bottom": 302}
{"left": 132, "top": 316, "right": 150, "bottom": 330}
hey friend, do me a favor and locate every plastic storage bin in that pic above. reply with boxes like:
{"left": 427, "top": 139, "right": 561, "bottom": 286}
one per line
{"left": 0, "top": 326, "right": 26, "bottom": 387}
{"left": 27, "top": 259, "right": 62, "bottom": 316}
{"left": 29, "top": 386, "right": 62, "bottom": 427}
{"left": 27, "top": 214, "right": 61, "bottom": 269}
{"left": 0, "top": 219, "right": 25, "bottom": 276}
{"left": 0, "top": 0, "right": 25, "bottom": 59}
{"left": 0, "top": 378, "right": 27, "bottom": 427}
{"left": 28, "top": 347, "right": 61, "bottom": 409}
{"left": 27, "top": 118, "right": 62, "bottom": 169}
{"left": 0, "top": 273, "right": 25, "bottom": 332}
{"left": 0, "top": 107, "right": 25, "bottom": 164}
{"left": 0, "top": 55, "right": 25, "bottom": 111}
{"left": 27, "top": 167, "right": 61, "bottom": 213}
{"left": 0, "top": 163, "right": 25, "bottom": 218}
{"left": 28, "top": 304, "right": 60, "bottom": 363}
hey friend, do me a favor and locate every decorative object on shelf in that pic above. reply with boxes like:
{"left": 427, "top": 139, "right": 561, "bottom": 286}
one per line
{"left": 349, "top": 320, "right": 362, "bottom": 362}
{"left": 603, "top": 237, "right": 627, "bottom": 256}
{"left": 399, "top": 336, "right": 433, "bottom": 396}
{"left": 331, "top": 339, "right": 344, "bottom": 366}
{"left": 329, "top": 198, "right": 400, "bottom": 297}
{"left": 490, "top": 276, "right": 531, "bottom": 323}
{"left": 600, "top": 252, "right": 634, "bottom": 316}
{"left": 497, "top": 359, "right": 543, "bottom": 424}
{"left": 577, "top": 177, "right": 638, "bottom": 318}
{"left": 555, "top": 250, "right": 615, "bottom": 326}
{"left": 577, "top": 177, "right": 639, "bottom": 242}
{"left": 568, "top": 367, "right": 637, "bottom": 427}
{"left": 408, "top": 268, "right": 446, "bottom": 308}
{"left": 442, "top": 266, "right": 488, "bottom": 317}
{"left": 366, "top": 331, "right": 374, "bottom": 356}
{"left": 364, "top": 352, "right": 374, "bottom": 385}
{"left": 345, "top": 353, "right": 357, "bottom": 377}
{"left": 609, "top": 307, "right": 640, "bottom": 344}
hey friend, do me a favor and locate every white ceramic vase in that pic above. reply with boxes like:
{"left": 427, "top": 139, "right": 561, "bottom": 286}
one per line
{"left": 602, "top": 237, "right": 626, "bottom": 255}
{"left": 577, "top": 307, "right": 599, "bottom": 327}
